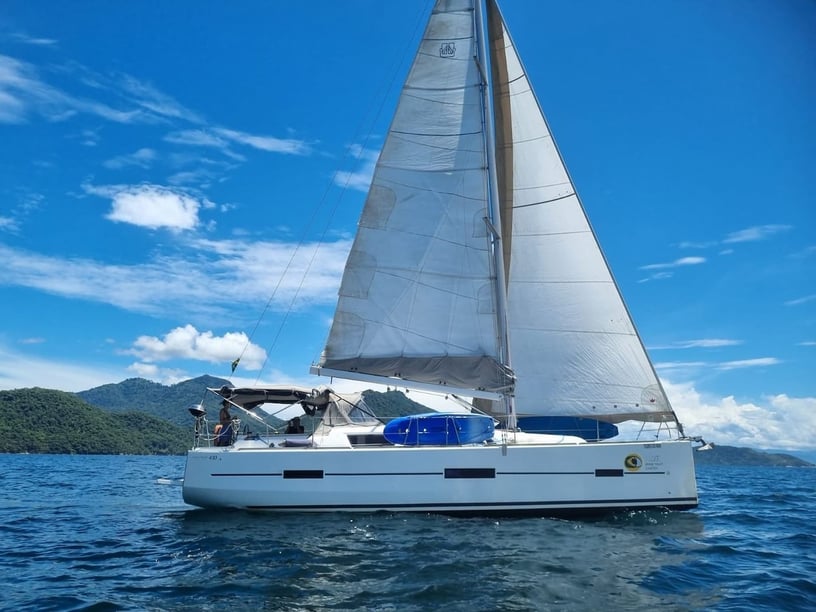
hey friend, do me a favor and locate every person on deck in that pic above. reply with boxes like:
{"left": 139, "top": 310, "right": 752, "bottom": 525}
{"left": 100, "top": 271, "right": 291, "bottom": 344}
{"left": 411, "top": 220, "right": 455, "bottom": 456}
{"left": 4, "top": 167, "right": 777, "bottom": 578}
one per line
{"left": 219, "top": 400, "right": 232, "bottom": 426}
{"left": 215, "top": 400, "right": 234, "bottom": 446}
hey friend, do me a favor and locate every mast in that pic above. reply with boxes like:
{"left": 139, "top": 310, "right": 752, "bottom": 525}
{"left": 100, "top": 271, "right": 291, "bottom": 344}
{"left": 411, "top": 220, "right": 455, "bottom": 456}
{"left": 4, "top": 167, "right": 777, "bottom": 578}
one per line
{"left": 474, "top": 0, "right": 516, "bottom": 429}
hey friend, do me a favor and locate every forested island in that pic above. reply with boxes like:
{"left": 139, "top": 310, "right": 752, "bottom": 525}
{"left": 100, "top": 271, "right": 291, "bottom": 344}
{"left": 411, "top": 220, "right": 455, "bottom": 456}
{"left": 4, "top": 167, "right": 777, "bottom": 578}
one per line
{"left": 0, "top": 376, "right": 813, "bottom": 465}
{"left": 0, "top": 387, "right": 190, "bottom": 454}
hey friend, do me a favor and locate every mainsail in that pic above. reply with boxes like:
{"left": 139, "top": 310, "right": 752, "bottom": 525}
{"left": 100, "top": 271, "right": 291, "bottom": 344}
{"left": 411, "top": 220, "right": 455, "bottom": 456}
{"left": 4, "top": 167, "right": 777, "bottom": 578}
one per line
{"left": 314, "top": 0, "right": 512, "bottom": 396}
{"left": 316, "top": 0, "right": 678, "bottom": 426}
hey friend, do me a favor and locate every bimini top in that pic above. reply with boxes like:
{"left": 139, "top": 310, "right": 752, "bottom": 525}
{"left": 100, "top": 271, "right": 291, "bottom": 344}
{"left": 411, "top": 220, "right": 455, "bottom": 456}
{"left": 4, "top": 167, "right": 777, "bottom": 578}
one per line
{"left": 211, "top": 385, "right": 319, "bottom": 411}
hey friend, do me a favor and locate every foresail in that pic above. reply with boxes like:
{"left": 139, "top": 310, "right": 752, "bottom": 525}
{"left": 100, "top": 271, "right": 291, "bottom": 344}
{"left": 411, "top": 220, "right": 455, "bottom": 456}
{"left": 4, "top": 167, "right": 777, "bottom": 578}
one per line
{"left": 487, "top": 0, "right": 675, "bottom": 424}
{"left": 316, "top": 0, "right": 512, "bottom": 394}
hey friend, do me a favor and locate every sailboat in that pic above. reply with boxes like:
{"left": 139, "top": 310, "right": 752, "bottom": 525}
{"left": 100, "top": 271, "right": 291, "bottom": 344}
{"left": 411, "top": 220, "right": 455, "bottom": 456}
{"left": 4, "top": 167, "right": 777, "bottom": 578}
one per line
{"left": 182, "top": 0, "right": 699, "bottom": 515}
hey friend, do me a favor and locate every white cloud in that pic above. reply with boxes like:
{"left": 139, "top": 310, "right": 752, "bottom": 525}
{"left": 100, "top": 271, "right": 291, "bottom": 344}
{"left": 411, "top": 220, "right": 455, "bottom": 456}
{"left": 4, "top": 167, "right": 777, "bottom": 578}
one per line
{"left": 640, "top": 256, "right": 706, "bottom": 271}
{"left": 664, "top": 380, "right": 816, "bottom": 451}
{"left": 785, "top": 294, "right": 816, "bottom": 307}
{"left": 655, "top": 357, "right": 780, "bottom": 373}
{"left": 0, "top": 236, "right": 350, "bottom": 319}
{"left": 103, "top": 147, "right": 156, "bottom": 169}
{"left": 19, "top": 337, "right": 45, "bottom": 345}
{"left": 0, "top": 343, "right": 126, "bottom": 392}
{"left": 722, "top": 224, "right": 792, "bottom": 244}
{"left": 637, "top": 271, "right": 673, "bottom": 283}
{"left": 213, "top": 127, "right": 311, "bottom": 155}
{"left": 165, "top": 127, "right": 310, "bottom": 157}
{"left": 717, "top": 357, "right": 781, "bottom": 370}
{"left": 118, "top": 75, "right": 204, "bottom": 124}
{"left": 677, "top": 240, "right": 716, "bottom": 250}
{"left": 791, "top": 245, "right": 816, "bottom": 259}
{"left": 165, "top": 129, "right": 226, "bottom": 148}
{"left": 638, "top": 257, "right": 704, "bottom": 282}
{"left": 9, "top": 32, "right": 59, "bottom": 46}
{"left": 128, "top": 362, "right": 160, "bottom": 378}
{"left": 334, "top": 144, "right": 379, "bottom": 192}
{"left": 127, "top": 324, "right": 267, "bottom": 369}
{"left": 86, "top": 183, "right": 201, "bottom": 231}
{"left": 650, "top": 338, "right": 742, "bottom": 350}
{"left": 0, "top": 54, "right": 151, "bottom": 124}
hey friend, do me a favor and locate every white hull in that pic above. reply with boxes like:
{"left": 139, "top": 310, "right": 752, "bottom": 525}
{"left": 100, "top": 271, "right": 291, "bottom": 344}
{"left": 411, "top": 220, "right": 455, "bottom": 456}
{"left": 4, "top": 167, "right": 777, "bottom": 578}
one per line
{"left": 182, "top": 438, "right": 698, "bottom": 516}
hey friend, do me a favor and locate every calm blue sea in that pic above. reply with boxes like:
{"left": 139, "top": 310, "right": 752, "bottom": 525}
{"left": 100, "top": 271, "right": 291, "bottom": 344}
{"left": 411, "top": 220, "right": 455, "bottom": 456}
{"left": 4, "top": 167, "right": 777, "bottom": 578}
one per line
{"left": 1, "top": 455, "right": 814, "bottom": 611}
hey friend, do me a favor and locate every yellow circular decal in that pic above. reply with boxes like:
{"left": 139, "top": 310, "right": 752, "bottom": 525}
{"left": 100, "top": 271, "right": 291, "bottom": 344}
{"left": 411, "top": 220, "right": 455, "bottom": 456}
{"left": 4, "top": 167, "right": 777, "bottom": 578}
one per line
{"left": 624, "top": 454, "right": 643, "bottom": 471}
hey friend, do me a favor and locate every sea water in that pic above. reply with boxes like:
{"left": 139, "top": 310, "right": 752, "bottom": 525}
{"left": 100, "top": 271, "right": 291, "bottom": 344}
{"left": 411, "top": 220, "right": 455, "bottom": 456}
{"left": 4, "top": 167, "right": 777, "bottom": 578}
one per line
{"left": 1, "top": 454, "right": 814, "bottom": 611}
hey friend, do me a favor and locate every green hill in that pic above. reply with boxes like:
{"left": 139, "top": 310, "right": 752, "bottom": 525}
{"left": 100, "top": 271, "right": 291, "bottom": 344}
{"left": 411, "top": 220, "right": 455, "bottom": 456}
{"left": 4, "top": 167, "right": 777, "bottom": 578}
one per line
{"left": 77, "top": 374, "right": 233, "bottom": 428}
{"left": 0, "top": 388, "right": 190, "bottom": 454}
{"left": 694, "top": 444, "right": 813, "bottom": 467}
{"left": 361, "top": 389, "right": 435, "bottom": 419}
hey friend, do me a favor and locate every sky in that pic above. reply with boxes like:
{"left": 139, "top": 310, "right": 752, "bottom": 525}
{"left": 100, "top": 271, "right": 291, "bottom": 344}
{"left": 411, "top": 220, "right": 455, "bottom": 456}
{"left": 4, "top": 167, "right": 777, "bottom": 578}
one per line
{"left": 1, "top": 1, "right": 814, "bottom": 453}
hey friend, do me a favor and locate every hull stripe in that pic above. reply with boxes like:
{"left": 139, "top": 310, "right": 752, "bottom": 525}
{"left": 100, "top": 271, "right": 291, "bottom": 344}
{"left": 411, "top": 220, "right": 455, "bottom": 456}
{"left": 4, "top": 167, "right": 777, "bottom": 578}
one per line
{"left": 242, "top": 497, "right": 699, "bottom": 511}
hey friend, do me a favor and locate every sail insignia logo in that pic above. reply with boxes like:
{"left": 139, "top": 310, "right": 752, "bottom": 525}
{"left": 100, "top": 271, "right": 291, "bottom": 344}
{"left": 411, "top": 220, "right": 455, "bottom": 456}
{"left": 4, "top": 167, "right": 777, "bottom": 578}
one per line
{"left": 624, "top": 454, "right": 643, "bottom": 471}
{"left": 440, "top": 42, "right": 456, "bottom": 58}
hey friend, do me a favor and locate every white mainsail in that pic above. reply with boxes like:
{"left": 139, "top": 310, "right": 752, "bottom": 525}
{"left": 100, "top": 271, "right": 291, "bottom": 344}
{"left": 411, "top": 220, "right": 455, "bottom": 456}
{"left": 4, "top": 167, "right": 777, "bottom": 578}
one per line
{"left": 315, "top": 0, "right": 512, "bottom": 396}
{"left": 316, "top": 0, "right": 677, "bottom": 426}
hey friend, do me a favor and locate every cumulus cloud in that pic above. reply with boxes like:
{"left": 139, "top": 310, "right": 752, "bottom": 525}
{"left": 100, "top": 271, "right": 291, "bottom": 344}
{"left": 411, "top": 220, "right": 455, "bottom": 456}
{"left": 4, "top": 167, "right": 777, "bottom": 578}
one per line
{"left": 127, "top": 324, "right": 267, "bottom": 370}
{"left": 664, "top": 380, "right": 816, "bottom": 451}
{"left": 83, "top": 183, "right": 201, "bottom": 231}
{"left": 106, "top": 185, "right": 199, "bottom": 230}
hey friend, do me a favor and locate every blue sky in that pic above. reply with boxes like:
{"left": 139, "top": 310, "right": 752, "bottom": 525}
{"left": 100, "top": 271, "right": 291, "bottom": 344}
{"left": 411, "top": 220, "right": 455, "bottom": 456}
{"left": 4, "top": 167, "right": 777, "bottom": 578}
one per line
{"left": 1, "top": 1, "right": 814, "bottom": 452}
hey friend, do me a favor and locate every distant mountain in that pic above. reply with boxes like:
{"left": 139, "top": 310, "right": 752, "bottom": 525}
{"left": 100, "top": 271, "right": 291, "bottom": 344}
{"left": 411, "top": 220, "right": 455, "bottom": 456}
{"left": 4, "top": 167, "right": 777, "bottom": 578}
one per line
{"left": 0, "top": 387, "right": 189, "bottom": 454}
{"left": 694, "top": 444, "right": 813, "bottom": 467}
{"left": 77, "top": 375, "right": 237, "bottom": 428}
